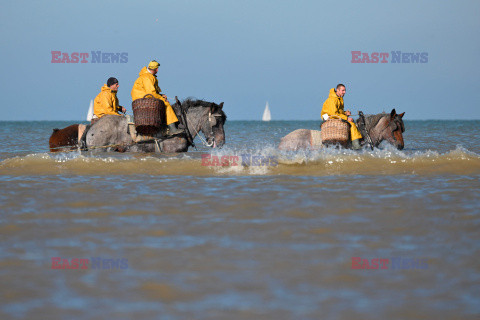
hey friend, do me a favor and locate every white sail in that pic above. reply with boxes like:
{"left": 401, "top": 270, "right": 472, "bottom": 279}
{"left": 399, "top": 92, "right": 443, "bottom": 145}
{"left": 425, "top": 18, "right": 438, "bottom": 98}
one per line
{"left": 86, "top": 99, "right": 94, "bottom": 121}
{"left": 262, "top": 101, "right": 271, "bottom": 121}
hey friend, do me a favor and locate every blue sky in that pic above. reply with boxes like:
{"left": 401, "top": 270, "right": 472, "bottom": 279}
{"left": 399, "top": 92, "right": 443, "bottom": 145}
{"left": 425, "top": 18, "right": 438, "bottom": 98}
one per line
{"left": 1, "top": 0, "right": 479, "bottom": 120}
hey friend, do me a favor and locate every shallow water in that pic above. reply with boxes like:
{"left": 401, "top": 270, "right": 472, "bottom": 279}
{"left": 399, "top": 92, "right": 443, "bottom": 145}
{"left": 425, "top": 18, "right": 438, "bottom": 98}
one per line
{"left": 0, "top": 120, "right": 479, "bottom": 319}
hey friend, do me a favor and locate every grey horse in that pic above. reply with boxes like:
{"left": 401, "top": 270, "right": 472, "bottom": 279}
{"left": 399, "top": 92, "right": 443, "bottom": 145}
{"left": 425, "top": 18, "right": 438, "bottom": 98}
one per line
{"left": 47, "top": 99, "right": 227, "bottom": 153}
{"left": 278, "top": 109, "right": 405, "bottom": 151}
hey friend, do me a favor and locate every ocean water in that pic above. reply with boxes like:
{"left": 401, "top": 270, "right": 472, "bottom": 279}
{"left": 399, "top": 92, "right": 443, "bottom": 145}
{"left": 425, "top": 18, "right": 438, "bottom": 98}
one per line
{"left": 0, "top": 120, "right": 479, "bottom": 319}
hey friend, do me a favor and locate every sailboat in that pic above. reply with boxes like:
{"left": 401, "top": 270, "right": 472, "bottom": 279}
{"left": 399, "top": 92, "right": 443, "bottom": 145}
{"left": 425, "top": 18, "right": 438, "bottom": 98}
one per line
{"left": 262, "top": 101, "right": 271, "bottom": 121}
{"left": 86, "top": 99, "right": 94, "bottom": 121}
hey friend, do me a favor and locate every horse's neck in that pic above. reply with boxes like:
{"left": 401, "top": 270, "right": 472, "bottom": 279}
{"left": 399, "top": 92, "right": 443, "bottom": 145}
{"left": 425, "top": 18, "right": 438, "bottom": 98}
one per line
{"left": 185, "top": 111, "right": 204, "bottom": 138}
{"left": 367, "top": 116, "right": 388, "bottom": 145}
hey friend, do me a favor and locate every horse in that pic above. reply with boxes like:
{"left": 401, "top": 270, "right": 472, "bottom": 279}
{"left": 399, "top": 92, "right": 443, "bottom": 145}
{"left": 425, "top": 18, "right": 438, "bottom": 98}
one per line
{"left": 49, "top": 98, "right": 227, "bottom": 153}
{"left": 278, "top": 109, "right": 405, "bottom": 151}
{"left": 49, "top": 124, "right": 80, "bottom": 152}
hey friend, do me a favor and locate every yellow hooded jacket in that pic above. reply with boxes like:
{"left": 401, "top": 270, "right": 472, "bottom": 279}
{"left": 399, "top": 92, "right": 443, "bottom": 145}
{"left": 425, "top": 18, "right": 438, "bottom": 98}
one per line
{"left": 321, "top": 88, "right": 348, "bottom": 120}
{"left": 321, "top": 88, "right": 362, "bottom": 141}
{"left": 94, "top": 85, "right": 123, "bottom": 118}
{"left": 131, "top": 67, "right": 178, "bottom": 125}
{"left": 131, "top": 67, "right": 163, "bottom": 100}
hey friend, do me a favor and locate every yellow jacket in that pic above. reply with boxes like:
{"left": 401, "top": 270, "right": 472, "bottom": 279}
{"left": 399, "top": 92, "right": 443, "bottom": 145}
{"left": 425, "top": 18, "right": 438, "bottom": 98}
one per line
{"left": 131, "top": 67, "right": 163, "bottom": 101}
{"left": 321, "top": 88, "right": 348, "bottom": 121}
{"left": 94, "top": 85, "right": 123, "bottom": 118}
{"left": 130, "top": 66, "right": 179, "bottom": 125}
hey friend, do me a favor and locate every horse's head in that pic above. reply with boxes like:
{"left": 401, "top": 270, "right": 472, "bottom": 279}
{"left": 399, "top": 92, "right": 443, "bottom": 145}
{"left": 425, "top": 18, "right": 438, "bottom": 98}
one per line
{"left": 210, "top": 102, "right": 227, "bottom": 147}
{"left": 373, "top": 109, "right": 405, "bottom": 150}
{"left": 200, "top": 101, "right": 226, "bottom": 148}
{"left": 179, "top": 99, "right": 227, "bottom": 148}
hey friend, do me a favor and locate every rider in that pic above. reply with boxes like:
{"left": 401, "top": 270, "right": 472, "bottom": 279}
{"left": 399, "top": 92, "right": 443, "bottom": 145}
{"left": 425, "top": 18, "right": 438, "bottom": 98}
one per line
{"left": 321, "top": 84, "right": 363, "bottom": 150}
{"left": 131, "top": 60, "right": 182, "bottom": 136}
{"left": 93, "top": 77, "right": 126, "bottom": 119}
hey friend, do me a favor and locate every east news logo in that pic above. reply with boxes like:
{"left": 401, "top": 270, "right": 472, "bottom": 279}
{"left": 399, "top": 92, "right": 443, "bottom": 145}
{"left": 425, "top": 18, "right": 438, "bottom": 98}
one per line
{"left": 351, "top": 257, "right": 429, "bottom": 270}
{"left": 51, "top": 51, "right": 128, "bottom": 63}
{"left": 351, "top": 51, "right": 428, "bottom": 63}
{"left": 51, "top": 257, "right": 128, "bottom": 270}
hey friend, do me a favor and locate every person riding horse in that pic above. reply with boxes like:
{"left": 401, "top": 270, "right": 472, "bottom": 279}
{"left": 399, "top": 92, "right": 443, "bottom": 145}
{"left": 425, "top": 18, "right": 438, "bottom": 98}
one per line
{"left": 131, "top": 60, "right": 183, "bottom": 136}
{"left": 93, "top": 77, "right": 126, "bottom": 121}
{"left": 321, "top": 84, "right": 363, "bottom": 150}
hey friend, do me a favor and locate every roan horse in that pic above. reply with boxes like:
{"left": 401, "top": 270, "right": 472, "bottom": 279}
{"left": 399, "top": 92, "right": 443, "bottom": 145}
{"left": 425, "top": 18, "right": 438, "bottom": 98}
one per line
{"left": 49, "top": 98, "right": 227, "bottom": 153}
{"left": 278, "top": 109, "right": 405, "bottom": 151}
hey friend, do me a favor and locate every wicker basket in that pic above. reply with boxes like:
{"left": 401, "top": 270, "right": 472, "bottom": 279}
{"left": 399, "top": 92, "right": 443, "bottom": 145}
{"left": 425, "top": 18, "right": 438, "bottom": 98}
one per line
{"left": 132, "top": 94, "right": 166, "bottom": 135}
{"left": 321, "top": 119, "right": 350, "bottom": 146}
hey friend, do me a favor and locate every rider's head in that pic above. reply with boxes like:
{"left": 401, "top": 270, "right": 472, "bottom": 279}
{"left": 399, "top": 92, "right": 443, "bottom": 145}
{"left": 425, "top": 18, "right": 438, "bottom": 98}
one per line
{"left": 107, "top": 77, "right": 119, "bottom": 91}
{"left": 335, "top": 84, "right": 346, "bottom": 97}
{"left": 148, "top": 60, "right": 160, "bottom": 75}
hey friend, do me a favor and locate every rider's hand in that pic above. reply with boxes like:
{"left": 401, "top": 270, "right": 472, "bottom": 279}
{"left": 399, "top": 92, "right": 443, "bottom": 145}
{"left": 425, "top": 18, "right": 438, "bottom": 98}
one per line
{"left": 347, "top": 117, "right": 353, "bottom": 122}
{"left": 345, "top": 110, "right": 351, "bottom": 116}
{"left": 121, "top": 107, "right": 127, "bottom": 113}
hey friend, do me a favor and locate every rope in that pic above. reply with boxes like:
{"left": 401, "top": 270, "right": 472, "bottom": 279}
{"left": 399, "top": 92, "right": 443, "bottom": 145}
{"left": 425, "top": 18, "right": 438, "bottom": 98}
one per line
{"left": 49, "top": 143, "right": 126, "bottom": 153}
{"left": 189, "top": 121, "right": 214, "bottom": 147}
{"left": 154, "top": 139, "right": 163, "bottom": 152}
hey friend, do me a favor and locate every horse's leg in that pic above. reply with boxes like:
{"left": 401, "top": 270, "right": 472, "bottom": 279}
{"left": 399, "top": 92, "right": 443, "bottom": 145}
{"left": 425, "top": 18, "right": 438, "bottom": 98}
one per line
{"left": 160, "top": 137, "right": 189, "bottom": 153}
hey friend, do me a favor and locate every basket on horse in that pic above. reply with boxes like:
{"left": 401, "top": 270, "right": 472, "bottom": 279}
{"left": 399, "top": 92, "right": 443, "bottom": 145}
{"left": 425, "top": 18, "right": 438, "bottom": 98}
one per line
{"left": 321, "top": 118, "right": 350, "bottom": 147}
{"left": 132, "top": 94, "right": 166, "bottom": 135}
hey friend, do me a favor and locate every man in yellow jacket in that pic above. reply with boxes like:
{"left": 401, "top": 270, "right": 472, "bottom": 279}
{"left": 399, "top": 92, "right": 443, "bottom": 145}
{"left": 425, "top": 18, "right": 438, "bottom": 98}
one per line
{"left": 93, "top": 77, "right": 126, "bottom": 119}
{"left": 321, "top": 84, "right": 362, "bottom": 149}
{"left": 131, "top": 60, "right": 182, "bottom": 135}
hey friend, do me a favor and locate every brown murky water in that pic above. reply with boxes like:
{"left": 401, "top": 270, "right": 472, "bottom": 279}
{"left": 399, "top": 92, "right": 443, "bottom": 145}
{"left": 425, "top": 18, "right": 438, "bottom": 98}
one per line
{"left": 0, "top": 120, "right": 479, "bottom": 319}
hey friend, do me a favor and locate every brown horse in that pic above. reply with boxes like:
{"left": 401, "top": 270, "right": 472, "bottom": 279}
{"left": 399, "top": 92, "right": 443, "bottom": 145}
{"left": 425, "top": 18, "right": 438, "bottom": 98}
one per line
{"left": 279, "top": 109, "right": 405, "bottom": 151}
{"left": 49, "top": 124, "right": 79, "bottom": 152}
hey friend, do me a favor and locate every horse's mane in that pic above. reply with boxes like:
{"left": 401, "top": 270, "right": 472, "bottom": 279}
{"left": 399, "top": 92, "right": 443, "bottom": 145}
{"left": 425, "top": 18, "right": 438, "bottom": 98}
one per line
{"left": 173, "top": 97, "right": 227, "bottom": 122}
{"left": 180, "top": 98, "right": 214, "bottom": 110}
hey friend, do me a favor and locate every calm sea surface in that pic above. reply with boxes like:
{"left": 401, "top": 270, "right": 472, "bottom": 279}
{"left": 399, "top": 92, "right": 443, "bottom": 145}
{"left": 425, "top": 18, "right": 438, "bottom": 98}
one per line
{"left": 1, "top": 120, "right": 479, "bottom": 319}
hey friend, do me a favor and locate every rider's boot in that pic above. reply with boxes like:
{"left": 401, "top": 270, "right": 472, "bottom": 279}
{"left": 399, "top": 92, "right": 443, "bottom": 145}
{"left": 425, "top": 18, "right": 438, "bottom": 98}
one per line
{"left": 167, "top": 122, "right": 183, "bottom": 136}
{"left": 352, "top": 139, "right": 362, "bottom": 150}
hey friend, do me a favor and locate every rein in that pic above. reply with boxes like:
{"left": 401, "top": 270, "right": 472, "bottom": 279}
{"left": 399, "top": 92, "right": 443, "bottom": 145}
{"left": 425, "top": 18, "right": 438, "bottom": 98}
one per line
{"left": 191, "top": 122, "right": 214, "bottom": 147}
{"left": 174, "top": 96, "right": 196, "bottom": 149}
{"left": 358, "top": 111, "right": 374, "bottom": 150}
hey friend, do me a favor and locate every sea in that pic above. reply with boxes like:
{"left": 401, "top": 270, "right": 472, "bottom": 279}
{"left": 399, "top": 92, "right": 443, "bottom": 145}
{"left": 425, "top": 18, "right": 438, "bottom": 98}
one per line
{"left": 0, "top": 120, "right": 479, "bottom": 320}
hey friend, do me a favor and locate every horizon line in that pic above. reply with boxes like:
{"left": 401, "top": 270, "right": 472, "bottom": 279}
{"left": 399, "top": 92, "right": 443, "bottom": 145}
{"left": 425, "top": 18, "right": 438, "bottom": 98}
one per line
{"left": 1, "top": 118, "right": 480, "bottom": 122}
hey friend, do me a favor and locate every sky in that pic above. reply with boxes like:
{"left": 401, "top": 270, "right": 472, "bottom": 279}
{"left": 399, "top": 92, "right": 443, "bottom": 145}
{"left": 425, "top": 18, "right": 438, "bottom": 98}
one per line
{"left": 1, "top": 0, "right": 479, "bottom": 121}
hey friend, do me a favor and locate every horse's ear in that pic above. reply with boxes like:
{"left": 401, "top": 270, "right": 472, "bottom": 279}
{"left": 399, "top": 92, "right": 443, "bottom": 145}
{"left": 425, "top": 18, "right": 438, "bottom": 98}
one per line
{"left": 218, "top": 102, "right": 224, "bottom": 109}
{"left": 398, "top": 112, "right": 405, "bottom": 118}
{"left": 390, "top": 109, "right": 396, "bottom": 120}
